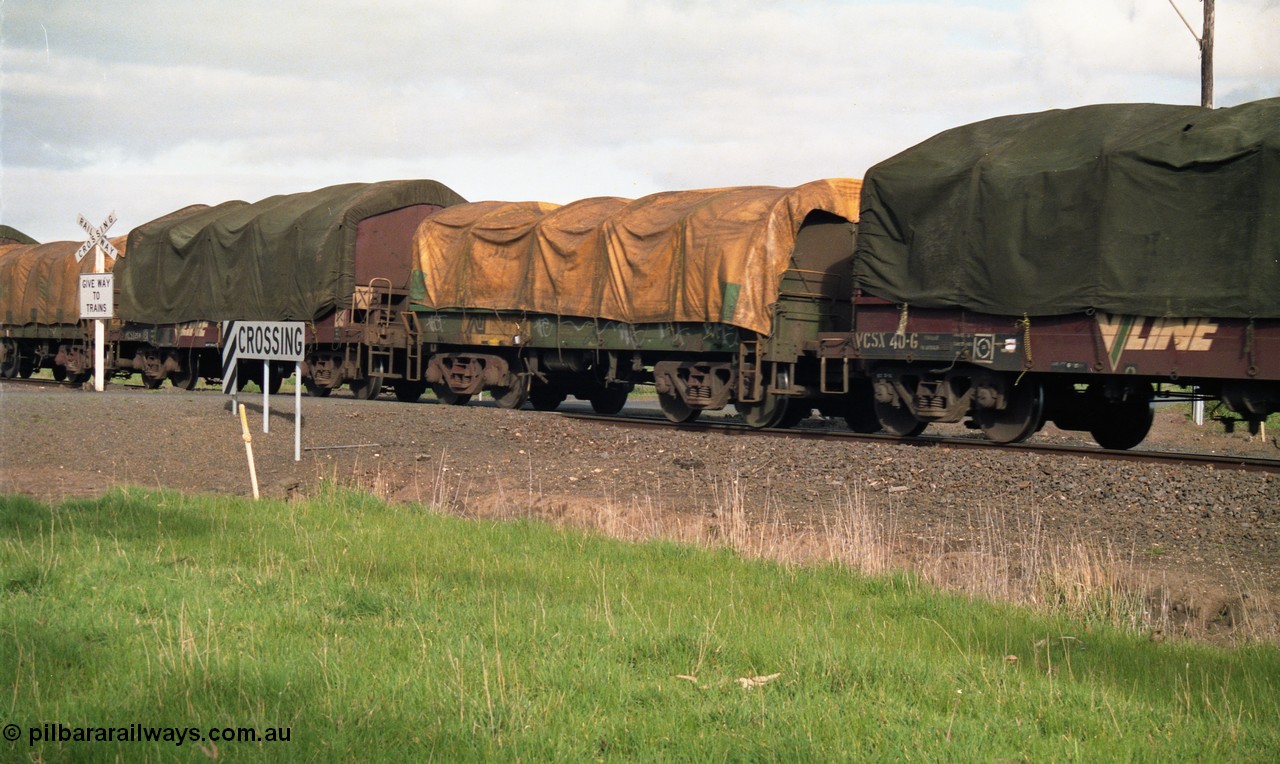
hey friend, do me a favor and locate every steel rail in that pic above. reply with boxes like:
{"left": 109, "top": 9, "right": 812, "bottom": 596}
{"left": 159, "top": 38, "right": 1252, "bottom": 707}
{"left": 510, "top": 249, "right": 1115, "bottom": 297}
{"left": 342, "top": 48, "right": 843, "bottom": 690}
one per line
{"left": 558, "top": 412, "right": 1280, "bottom": 474}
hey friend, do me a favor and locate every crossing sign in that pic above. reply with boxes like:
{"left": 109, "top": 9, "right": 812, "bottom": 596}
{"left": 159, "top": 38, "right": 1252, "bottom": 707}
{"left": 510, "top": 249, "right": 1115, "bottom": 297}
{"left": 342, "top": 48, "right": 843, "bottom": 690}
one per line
{"left": 74, "top": 211, "right": 119, "bottom": 262}
{"left": 221, "top": 320, "right": 306, "bottom": 462}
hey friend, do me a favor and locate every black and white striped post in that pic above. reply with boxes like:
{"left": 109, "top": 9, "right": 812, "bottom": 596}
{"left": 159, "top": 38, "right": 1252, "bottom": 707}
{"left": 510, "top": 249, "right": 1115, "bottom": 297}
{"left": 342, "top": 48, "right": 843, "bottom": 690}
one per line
{"left": 221, "top": 320, "right": 306, "bottom": 461}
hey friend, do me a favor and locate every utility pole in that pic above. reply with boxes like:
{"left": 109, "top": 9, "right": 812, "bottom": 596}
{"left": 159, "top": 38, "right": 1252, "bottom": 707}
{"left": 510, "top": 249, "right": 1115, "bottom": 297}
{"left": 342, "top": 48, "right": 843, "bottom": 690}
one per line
{"left": 1201, "top": 0, "right": 1214, "bottom": 108}
{"left": 1168, "top": 0, "right": 1215, "bottom": 107}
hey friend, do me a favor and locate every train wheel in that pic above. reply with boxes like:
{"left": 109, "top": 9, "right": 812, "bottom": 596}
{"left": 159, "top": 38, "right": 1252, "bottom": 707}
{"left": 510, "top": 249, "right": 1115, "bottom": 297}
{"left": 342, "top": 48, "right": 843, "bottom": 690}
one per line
{"left": 529, "top": 383, "right": 567, "bottom": 411}
{"left": 658, "top": 391, "right": 700, "bottom": 424}
{"left": 841, "top": 380, "right": 883, "bottom": 433}
{"left": 393, "top": 379, "right": 427, "bottom": 403}
{"left": 738, "top": 368, "right": 792, "bottom": 429}
{"left": 874, "top": 400, "right": 927, "bottom": 437}
{"left": 491, "top": 376, "right": 530, "bottom": 409}
{"left": 1088, "top": 387, "right": 1154, "bottom": 450}
{"left": 141, "top": 373, "right": 165, "bottom": 390}
{"left": 738, "top": 395, "right": 787, "bottom": 428}
{"left": 268, "top": 364, "right": 289, "bottom": 395}
{"left": 169, "top": 354, "right": 200, "bottom": 390}
{"left": 589, "top": 385, "right": 630, "bottom": 415}
{"left": 350, "top": 375, "right": 383, "bottom": 400}
{"left": 431, "top": 382, "right": 471, "bottom": 406}
{"left": 974, "top": 380, "right": 1044, "bottom": 444}
{"left": 0, "top": 341, "right": 17, "bottom": 378}
{"left": 52, "top": 365, "right": 67, "bottom": 382}
{"left": 18, "top": 356, "right": 35, "bottom": 379}
{"left": 303, "top": 378, "right": 333, "bottom": 397}
{"left": 236, "top": 365, "right": 284, "bottom": 394}
{"left": 776, "top": 403, "right": 811, "bottom": 429}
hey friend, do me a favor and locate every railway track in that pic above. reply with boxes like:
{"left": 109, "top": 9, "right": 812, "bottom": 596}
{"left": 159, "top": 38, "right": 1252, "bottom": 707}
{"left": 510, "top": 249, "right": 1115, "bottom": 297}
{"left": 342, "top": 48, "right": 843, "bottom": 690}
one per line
{"left": 559, "top": 411, "right": 1280, "bottom": 474}
{"left": 0, "top": 376, "right": 82, "bottom": 390}
{"left": 6, "top": 377, "right": 1277, "bottom": 473}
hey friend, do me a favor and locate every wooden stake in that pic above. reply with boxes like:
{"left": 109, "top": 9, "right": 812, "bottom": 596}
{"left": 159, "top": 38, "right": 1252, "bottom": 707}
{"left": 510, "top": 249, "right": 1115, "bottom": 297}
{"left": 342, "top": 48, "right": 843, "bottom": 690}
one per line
{"left": 239, "top": 403, "right": 260, "bottom": 500}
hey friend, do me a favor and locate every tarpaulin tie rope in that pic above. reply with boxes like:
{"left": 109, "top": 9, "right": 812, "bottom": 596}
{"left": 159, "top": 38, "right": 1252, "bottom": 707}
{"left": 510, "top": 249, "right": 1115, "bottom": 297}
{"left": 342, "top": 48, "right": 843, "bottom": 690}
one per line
{"left": 1015, "top": 313, "right": 1033, "bottom": 385}
{"left": 895, "top": 303, "right": 909, "bottom": 337}
{"left": 1246, "top": 318, "right": 1257, "bottom": 376}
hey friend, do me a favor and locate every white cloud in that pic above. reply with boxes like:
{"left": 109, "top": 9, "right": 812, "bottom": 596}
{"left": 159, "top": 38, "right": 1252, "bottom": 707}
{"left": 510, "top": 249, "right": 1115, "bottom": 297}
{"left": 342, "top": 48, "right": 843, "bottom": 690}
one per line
{"left": 1, "top": 0, "right": 1277, "bottom": 241}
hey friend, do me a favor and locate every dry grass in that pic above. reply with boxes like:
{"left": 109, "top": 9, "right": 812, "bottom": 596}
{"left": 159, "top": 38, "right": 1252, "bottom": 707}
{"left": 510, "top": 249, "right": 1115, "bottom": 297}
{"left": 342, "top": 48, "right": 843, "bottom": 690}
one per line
{"left": 330, "top": 454, "right": 1280, "bottom": 645}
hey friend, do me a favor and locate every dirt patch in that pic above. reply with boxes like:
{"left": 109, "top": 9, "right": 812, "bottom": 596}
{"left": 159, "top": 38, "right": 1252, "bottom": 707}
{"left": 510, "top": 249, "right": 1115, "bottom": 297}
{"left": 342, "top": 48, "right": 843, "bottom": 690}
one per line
{"left": 2, "top": 381, "right": 1278, "bottom": 643}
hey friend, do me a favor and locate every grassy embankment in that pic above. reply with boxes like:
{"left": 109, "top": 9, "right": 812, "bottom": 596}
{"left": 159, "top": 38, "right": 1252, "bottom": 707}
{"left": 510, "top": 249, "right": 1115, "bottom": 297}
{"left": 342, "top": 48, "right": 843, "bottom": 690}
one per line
{"left": 2, "top": 487, "right": 1279, "bottom": 762}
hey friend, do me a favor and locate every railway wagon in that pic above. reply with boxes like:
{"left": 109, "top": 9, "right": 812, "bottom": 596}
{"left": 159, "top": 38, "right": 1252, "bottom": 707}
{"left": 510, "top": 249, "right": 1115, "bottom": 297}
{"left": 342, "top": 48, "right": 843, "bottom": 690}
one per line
{"left": 819, "top": 97, "right": 1280, "bottom": 448}
{"left": 0, "top": 236, "right": 124, "bottom": 382}
{"left": 407, "top": 180, "right": 862, "bottom": 426}
{"left": 116, "top": 179, "right": 466, "bottom": 394}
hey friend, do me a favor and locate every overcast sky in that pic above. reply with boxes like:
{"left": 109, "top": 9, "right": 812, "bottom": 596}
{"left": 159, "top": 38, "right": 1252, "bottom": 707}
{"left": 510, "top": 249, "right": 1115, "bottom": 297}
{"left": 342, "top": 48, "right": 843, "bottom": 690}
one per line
{"left": 2, "top": 0, "right": 1277, "bottom": 242}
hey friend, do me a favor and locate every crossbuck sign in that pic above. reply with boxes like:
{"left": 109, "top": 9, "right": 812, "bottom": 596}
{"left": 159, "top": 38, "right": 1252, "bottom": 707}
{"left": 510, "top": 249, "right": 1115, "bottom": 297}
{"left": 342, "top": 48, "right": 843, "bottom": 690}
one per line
{"left": 75, "top": 212, "right": 119, "bottom": 262}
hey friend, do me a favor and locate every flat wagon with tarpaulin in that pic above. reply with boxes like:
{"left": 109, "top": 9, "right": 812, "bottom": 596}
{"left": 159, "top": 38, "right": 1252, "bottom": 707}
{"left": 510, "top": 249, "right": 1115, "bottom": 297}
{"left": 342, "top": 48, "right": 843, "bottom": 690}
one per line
{"left": 116, "top": 179, "right": 466, "bottom": 395}
{"left": 0, "top": 237, "right": 124, "bottom": 382}
{"left": 410, "top": 179, "right": 861, "bottom": 425}
{"left": 820, "top": 97, "right": 1280, "bottom": 448}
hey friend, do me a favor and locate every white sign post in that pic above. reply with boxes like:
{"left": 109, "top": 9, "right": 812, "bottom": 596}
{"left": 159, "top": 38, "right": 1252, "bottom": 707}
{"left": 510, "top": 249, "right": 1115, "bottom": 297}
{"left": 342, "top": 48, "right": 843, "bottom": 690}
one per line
{"left": 221, "top": 321, "right": 306, "bottom": 461}
{"left": 75, "top": 212, "right": 119, "bottom": 392}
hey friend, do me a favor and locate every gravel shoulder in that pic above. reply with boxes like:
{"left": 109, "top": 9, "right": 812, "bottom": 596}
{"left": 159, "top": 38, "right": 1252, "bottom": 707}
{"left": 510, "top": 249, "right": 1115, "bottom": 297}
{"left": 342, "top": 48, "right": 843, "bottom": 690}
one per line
{"left": 2, "top": 380, "right": 1278, "bottom": 643}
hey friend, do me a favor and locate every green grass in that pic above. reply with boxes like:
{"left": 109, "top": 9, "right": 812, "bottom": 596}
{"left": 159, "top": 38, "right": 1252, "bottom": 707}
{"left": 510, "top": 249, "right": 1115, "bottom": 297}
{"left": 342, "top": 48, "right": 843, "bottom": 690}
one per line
{"left": 2, "top": 488, "right": 1279, "bottom": 762}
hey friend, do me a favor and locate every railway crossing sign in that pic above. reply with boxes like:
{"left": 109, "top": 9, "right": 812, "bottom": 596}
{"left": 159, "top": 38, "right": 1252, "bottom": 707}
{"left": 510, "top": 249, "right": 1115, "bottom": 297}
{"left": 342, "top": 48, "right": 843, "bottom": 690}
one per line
{"left": 221, "top": 320, "right": 306, "bottom": 461}
{"left": 74, "top": 211, "right": 119, "bottom": 262}
{"left": 75, "top": 210, "right": 118, "bottom": 393}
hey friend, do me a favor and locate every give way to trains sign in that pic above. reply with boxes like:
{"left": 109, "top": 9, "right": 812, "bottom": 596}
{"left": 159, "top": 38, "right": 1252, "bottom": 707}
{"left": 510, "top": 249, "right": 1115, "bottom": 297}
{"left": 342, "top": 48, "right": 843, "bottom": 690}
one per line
{"left": 221, "top": 320, "right": 306, "bottom": 462}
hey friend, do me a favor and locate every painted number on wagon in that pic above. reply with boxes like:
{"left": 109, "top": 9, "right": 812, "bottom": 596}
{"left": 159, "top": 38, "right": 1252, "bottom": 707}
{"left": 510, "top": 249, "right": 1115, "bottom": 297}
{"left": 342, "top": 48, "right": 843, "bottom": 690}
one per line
{"left": 855, "top": 332, "right": 919, "bottom": 350}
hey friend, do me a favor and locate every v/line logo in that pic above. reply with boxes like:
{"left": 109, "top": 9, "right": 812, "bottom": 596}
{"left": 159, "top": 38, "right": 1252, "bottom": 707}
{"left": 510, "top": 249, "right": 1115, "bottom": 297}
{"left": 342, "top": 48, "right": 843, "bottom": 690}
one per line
{"left": 1095, "top": 314, "right": 1219, "bottom": 371}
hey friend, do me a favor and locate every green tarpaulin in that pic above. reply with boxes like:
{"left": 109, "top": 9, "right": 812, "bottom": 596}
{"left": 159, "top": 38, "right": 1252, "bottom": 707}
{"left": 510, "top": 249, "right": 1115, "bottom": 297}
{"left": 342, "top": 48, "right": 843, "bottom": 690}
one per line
{"left": 0, "top": 225, "right": 38, "bottom": 245}
{"left": 118, "top": 180, "right": 465, "bottom": 323}
{"left": 855, "top": 97, "right": 1280, "bottom": 318}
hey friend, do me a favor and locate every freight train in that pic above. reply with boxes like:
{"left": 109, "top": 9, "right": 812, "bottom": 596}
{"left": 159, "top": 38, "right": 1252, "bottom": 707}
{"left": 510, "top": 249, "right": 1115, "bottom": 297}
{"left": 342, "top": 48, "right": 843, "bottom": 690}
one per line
{"left": 1, "top": 97, "right": 1277, "bottom": 450}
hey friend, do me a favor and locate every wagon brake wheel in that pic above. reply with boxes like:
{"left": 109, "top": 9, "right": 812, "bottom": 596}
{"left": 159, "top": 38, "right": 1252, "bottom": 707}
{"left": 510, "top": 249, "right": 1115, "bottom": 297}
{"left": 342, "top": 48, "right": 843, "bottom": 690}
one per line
{"left": 431, "top": 382, "right": 471, "bottom": 406}
{"left": 658, "top": 391, "right": 700, "bottom": 424}
{"left": 973, "top": 379, "right": 1044, "bottom": 444}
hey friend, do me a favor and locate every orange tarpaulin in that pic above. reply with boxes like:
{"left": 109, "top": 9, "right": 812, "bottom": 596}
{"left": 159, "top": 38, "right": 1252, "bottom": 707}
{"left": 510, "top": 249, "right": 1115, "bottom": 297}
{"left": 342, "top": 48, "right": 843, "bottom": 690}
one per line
{"left": 0, "top": 238, "right": 124, "bottom": 326}
{"left": 413, "top": 179, "right": 861, "bottom": 335}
